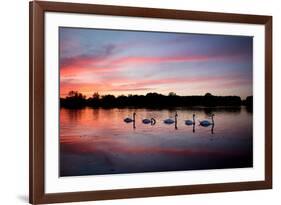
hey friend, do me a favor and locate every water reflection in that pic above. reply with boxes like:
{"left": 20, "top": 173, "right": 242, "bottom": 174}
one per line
{"left": 60, "top": 107, "right": 252, "bottom": 176}
{"left": 185, "top": 122, "right": 214, "bottom": 134}
{"left": 193, "top": 124, "right": 195, "bottom": 133}
{"left": 210, "top": 124, "right": 214, "bottom": 134}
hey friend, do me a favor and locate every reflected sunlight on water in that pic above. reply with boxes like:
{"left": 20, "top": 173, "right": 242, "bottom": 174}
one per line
{"left": 60, "top": 107, "right": 253, "bottom": 176}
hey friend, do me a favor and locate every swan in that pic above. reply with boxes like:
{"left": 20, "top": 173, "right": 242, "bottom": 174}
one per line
{"left": 142, "top": 118, "right": 156, "bottom": 125}
{"left": 199, "top": 114, "right": 215, "bottom": 127}
{"left": 164, "top": 112, "right": 178, "bottom": 124}
{"left": 124, "top": 112, "right": 136, "bottom": 123}
{"left": 185, "top": 114, "right": 195, "bottom": 125}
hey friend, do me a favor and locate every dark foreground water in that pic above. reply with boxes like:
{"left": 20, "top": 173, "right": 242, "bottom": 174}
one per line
{"left": 60, "top": 107, "right": 253, "bottom": 177}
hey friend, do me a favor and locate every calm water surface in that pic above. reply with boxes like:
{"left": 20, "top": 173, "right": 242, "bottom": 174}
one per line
{"left": 60, "top": 107, "right": 253, "bottom": 176}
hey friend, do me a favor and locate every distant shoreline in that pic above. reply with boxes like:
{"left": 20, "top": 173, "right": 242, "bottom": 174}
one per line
{"left": 60, "top": 91, "right": 253, "bottom": 110}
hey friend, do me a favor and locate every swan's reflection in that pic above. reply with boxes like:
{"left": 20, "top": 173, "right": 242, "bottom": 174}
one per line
{"left": 123, "top": 112, "right": 136, "bottom": 129}
{"left": 126, "top": 120, "right": 215, "bottom": 134}
{"left": 197, "top": 122, "right": 215, "bottom": 134}
{"left": 163, "top": 112, "right": 178, "bottom": 130}
{"left": 211, "top": 124, "right": 214, "bottom": 134}
{"left": 132, "top": 117, "right": 157, "bottom": 129}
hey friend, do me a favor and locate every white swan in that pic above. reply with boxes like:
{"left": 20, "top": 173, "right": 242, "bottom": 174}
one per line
{"left": 199, "top": 114, "right": 214, "bottom": 127}
{"left": 164, "top": 112, "right": 178, "bottom": 124}
{"left": 185, "top": 114, "right": 195, "bottom": 125}
{"left": 142, "top": 118, "right": 156, "bottom": 125}
{"left": 124, "top": 112, "right": 136, "bottom": 123}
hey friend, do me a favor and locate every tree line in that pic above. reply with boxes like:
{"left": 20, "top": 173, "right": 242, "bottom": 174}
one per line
{"left": 60, "top": 91, "right": 253, "bottom": 109}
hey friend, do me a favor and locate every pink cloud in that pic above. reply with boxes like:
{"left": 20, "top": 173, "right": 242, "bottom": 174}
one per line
{"left": 110, "top": 74, "right": 246, "bottom": 89}
{"left": 60, "top": 53, "right": 229, "bottom": 78}
{"left": 60, "top": 66, "right": 118, "bottom": 77}
{"left": 59, "top": 50, "right": 250, "bottom": 98}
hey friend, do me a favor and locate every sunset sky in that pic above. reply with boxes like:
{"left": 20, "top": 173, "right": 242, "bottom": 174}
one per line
{"left": 59, "top": 27, "right": 253, "bottom": 99}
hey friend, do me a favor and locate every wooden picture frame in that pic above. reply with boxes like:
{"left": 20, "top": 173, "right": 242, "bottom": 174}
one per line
{"left": 29, "top": 1, "right": 272, "bottom": 204}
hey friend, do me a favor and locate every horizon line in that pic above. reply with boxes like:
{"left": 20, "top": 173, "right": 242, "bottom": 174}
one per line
{"left": 60, "top": 91, "right": 252, "bottom": 100}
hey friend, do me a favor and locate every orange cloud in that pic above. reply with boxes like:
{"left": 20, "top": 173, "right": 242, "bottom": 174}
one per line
{"left": 60, "top": 73, "right": 249, "bottom": 98}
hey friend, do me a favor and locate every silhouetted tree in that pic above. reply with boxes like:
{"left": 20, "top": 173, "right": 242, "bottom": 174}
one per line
{"left": 242, "top": 96, "right": 253, "bottom": 112}
{"left": 61, "top": 91, "right": 86, "bottom": 108}
{"left": 92, "top": 92, "right": 100, "bottom": 100}
{"left": 100, "top": 94, "right": 116, "bottom": 107}
{"left": 205, "top": 93, "right": 213, "bottom": 97}
{"left": 168, "top": 92, "right": 177, "bottom": 96}
{"left": 68, "top": 90, "right": 76, "bottom": 97}
{"left": 87, "top": 92, "right": 101, "bottom": 107}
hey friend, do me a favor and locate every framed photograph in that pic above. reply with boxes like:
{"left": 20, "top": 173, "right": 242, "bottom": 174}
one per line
{"left": 29, "top": 1, "right": 272, "bottom": 204}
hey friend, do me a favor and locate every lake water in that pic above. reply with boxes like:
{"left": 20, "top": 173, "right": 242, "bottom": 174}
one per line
{"left": 60, "top": 107, "right": 253, "bottom": 176}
